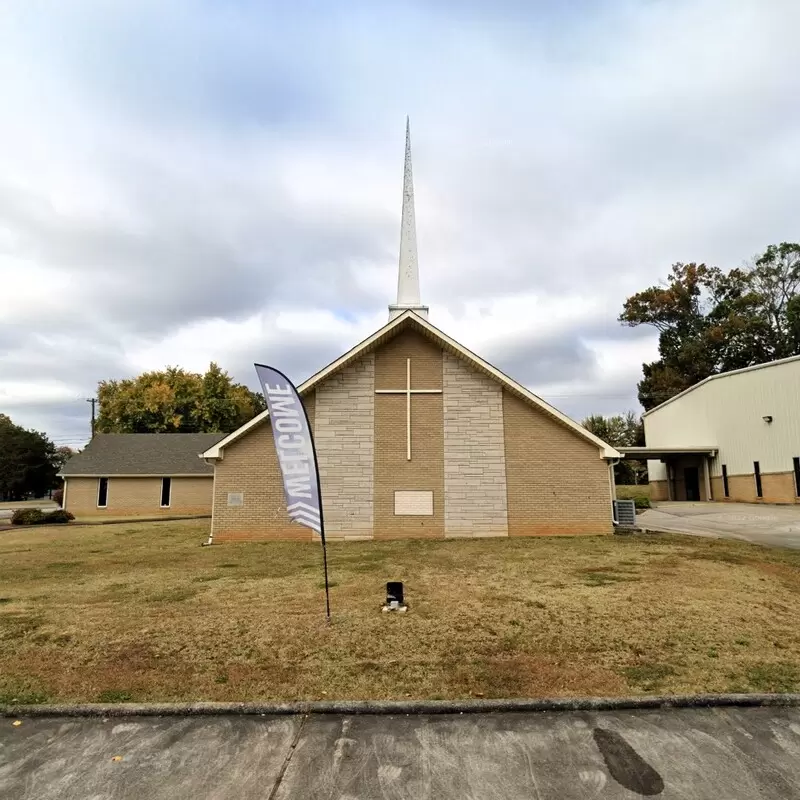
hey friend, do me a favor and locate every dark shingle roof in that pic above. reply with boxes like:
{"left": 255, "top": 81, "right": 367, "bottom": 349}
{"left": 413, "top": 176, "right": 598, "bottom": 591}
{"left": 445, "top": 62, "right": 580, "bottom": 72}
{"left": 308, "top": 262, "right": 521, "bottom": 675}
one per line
{"left": 60, "top": 433, "right": 225, "bottom": 476}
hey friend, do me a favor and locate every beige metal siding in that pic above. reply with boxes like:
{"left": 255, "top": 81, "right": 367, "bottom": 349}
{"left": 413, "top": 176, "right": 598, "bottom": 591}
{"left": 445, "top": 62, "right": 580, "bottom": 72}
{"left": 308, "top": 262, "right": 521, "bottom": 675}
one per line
{"left": 644, "top": 358, "right": 800, "bottom": 478}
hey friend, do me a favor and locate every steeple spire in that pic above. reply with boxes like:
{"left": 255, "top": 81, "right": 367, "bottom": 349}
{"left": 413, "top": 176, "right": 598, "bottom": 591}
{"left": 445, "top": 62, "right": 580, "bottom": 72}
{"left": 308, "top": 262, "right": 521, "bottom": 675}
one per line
{"left": 389, "top": 117, "right": 429, "bottom": 321}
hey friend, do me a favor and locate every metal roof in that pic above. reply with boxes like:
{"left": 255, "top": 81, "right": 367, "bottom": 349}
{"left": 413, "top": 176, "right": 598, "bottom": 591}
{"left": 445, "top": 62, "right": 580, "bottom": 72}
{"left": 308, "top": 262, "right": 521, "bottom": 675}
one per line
{"left": 616, "top": 446, "right": 718, "bottom": 460}
{"left": 59, "top": 433, "right": 225, "bottom": 477}
{"left": 643, "top": 354, "right": 800, "bottom": 417}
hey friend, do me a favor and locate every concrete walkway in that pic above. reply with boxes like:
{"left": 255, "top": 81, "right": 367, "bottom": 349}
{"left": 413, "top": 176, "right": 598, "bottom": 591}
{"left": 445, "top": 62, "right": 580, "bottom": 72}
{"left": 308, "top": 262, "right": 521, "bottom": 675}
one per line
{"left": 639, "top": 501, "right": 800, "bottom": 549}
{"left": 4, "top": 707, "right": 800, "bottom": 798}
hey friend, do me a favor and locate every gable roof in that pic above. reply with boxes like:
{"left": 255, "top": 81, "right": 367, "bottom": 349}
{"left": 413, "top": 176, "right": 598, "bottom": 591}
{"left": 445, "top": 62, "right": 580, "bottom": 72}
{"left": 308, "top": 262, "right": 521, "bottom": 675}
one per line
{"left": 642, "top": 353, "right": 800, "bottom": 417}
{"left": 203, "top": 311, "right": 619, "bottom": 460}
{"left": 60, "top": 433, "right": 226, "bottom": 477}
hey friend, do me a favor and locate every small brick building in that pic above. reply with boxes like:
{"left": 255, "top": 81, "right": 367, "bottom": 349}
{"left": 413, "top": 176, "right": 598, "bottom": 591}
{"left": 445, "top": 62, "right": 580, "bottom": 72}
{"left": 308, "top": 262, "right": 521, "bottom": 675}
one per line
{"left": 60, "top": 433, "right": 224, "bottom": 517}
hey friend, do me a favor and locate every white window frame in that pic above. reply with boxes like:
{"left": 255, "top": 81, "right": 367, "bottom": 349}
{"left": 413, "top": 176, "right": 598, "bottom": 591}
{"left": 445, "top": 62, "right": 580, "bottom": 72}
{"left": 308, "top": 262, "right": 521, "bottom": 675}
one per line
{"left": 97, "top": 477, "right": 109, "bottom": 508}
{"left": 160, "top": 477, "right": 172, "bottom": 508}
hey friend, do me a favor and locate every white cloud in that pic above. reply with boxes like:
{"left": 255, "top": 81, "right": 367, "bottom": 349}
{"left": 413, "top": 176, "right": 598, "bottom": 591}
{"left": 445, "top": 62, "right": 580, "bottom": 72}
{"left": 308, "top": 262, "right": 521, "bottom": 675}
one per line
{"left": 1, "top": 0, "right": 799, "bottom": 439}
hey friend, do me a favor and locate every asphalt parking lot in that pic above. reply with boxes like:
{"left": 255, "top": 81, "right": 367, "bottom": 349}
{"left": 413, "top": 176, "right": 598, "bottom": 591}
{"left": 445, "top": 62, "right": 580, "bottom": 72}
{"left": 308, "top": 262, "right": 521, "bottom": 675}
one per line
{"left": 639, "top": 501, "right": 800, "bottom": 549}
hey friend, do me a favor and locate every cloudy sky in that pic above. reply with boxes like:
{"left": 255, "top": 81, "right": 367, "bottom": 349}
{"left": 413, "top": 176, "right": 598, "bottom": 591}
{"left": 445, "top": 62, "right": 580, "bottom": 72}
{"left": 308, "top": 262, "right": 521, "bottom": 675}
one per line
{"left": 2, "top": 0, "right": 799, "bottom": 449}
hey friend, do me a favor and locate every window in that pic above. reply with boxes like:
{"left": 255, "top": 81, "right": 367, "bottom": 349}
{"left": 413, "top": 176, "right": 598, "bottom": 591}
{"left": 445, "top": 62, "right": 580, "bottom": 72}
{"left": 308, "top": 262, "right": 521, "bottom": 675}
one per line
{"left": 227, "top": 492, "right": 244, "bottom": 507}
{"left": 754, "top": 461, "right": 763, "bottom": 498}
{"left": 722, "top": 465, "right": 729, "bottom": 498}
{"left": 793, "top": 457, "right": 800, "bottom": 498}
{"left": 160, "top": 477, "right": 172, "bottom": 508}
{"left": 97, "top": 477, "right": 108, "bottom": 508}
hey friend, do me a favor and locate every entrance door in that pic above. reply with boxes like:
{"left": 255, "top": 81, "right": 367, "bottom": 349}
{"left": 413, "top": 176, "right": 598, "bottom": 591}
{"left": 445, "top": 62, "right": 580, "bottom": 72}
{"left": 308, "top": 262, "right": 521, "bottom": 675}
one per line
{"left": 684, "top": 467, "right": 700, "bottom": 501}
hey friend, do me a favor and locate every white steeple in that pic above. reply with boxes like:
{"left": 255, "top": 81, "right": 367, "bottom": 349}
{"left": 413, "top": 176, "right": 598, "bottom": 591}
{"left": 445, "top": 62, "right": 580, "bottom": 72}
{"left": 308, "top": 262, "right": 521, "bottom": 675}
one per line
{"left": 389, "top": 117, "right": 429, "bottom": 321}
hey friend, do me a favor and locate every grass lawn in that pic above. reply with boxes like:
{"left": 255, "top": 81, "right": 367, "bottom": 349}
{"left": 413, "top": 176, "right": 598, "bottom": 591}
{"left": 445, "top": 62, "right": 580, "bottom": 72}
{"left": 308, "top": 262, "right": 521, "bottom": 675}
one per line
{"left": 1, "top": 520, "right": 799, "bottom": 704}
{"left": 615, "top": 484, "right": 651, "bottom": 500}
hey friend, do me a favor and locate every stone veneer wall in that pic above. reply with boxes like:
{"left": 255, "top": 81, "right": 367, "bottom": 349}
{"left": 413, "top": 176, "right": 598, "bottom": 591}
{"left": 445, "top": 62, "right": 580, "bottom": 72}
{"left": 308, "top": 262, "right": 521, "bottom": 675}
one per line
{"left": 314, "top": 353, "right": 375, "bottom": 538}
{"left": 442, "top": 351, "right": 509, "bottom": 537}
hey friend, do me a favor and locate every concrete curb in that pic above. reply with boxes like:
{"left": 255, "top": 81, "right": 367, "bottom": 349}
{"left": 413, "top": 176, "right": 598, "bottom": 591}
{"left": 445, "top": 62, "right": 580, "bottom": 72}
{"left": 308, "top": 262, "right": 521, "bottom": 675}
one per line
{"left": 3, "top": 694, "right": 800, "bottom": 718}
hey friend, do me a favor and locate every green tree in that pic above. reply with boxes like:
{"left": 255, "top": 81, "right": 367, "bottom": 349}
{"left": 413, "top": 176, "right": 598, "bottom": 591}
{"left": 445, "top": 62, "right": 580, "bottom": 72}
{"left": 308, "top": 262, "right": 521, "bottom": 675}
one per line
{"left": 582, "top": 411, "right": 646, "bottom": 485}
{"left": 96, "top": 363, "right": 265, "bottom": 434}
{"left": 0, "top": 414, "right": 60, "bottom": 500}
{"left": 620, "top": 243, "right": 800, "bottom": 409}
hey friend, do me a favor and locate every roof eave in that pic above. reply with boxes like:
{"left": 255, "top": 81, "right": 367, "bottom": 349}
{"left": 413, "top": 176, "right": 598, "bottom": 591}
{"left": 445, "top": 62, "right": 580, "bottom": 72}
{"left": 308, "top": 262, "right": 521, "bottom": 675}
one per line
{"left": 203, "top": 310, "right": 618, "bottom": 459}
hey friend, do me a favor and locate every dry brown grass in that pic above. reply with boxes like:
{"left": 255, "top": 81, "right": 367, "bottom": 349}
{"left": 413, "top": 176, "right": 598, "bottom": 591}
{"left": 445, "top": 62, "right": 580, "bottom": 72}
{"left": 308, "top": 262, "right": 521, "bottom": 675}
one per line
{"left": 1, "top": 520, "right": 800, "bottom": 704}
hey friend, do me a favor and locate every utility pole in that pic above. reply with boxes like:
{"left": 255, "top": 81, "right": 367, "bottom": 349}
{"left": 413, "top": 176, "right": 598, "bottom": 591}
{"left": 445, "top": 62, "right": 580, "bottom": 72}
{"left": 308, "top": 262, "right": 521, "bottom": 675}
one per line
{"left": 86, "top": 397, "right": 97, "bottom": 438}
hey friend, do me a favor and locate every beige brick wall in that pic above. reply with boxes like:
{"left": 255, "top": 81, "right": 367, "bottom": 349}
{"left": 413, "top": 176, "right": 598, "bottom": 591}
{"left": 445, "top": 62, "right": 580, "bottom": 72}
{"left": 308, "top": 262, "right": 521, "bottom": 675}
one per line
{"left": 503, "top": 391, "right": 612, "bottom": 535}
{"left": 374, "top": 330, "right": 444, "bottom": 539}
{"left": 315, "top": 354, "right": 374, "bottom": 539}
{"left": 65, "top": 475, "right": 212, "bottom": 516}
{"left": 211, "top": 394, "right": 317, "bottom": 541}
{"left": 722, "top": 471, "right": 799, "bottom": 504}
{"left": 650, "top": 480, "right": 669, "bottom": 501}
{"left": 443, "top": 352, "right": 508, "bottom": 537}
{"left": 209, "top": 327, "right": 619, "bottom": 542}
{"left": 658, "top": 470, "right": 799, "bottom": 504}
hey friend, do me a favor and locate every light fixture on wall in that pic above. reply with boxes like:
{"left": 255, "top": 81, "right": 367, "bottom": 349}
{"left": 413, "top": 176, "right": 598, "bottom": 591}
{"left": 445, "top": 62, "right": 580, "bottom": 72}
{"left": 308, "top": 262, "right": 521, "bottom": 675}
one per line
{"left": 762, "top": 415, "right": 773, "bottom": 424}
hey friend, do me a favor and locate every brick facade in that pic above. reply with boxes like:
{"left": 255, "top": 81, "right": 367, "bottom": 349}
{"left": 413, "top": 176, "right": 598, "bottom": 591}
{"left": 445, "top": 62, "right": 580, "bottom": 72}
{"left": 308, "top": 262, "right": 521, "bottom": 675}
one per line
{"left": 65, "top": 476, "right": 213, "bottom": 516}
{"left": 209, "top": 393, "right": 317, "bottom": 541}
{"left": 443, "top": 351, "right": 508, "bottom": 537}
{"left": 209, "top": 324, "right": 614, "bottom": 542}
{"left": 374, "top": 330, "right": 444, "bottom": 539}
{"left": 713, "top": 470, "right": 798, "bottom": 504}
{"left": 503, "top": 391, "right": 613, "bottom": 536}
{"left": 655, "top": 469, "right": 799, "bottom": 504}
{"left": 650, "top": 480, "right": 669, "bottom": 501}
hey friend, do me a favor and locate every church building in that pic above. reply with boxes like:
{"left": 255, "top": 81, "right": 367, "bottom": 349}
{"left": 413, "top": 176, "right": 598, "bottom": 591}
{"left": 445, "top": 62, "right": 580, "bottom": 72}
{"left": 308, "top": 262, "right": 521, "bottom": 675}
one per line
{"left": 202, "top": 123, "right": 619, "bottom": 542}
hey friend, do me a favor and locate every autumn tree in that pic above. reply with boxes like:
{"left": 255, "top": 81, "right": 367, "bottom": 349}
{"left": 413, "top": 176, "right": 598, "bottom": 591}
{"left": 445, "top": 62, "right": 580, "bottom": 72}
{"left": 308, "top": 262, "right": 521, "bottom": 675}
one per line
{"left": 0, "top": 414, "right": 60, "bottom": 500}
{"left": 620, "top": 243, "right": 800, "bottom": 409}
{"left": 582, "top": 411, "right": 646, "bottom": 485}
{"left": 96, "top": 363, "right": 266, "bottom": 434}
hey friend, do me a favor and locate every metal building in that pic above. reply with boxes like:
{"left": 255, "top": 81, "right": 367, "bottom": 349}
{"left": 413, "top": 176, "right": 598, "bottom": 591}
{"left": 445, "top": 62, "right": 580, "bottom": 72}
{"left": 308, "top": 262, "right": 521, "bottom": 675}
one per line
{"left": 616, "top": 355, "right": 800, "bottom": 504}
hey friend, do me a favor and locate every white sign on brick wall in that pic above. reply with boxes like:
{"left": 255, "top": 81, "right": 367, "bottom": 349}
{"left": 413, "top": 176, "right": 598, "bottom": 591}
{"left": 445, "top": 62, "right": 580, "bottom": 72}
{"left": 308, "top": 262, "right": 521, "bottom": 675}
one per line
{"left": 394, "top": 490, "right": 434, "bottom": 516}
{"left": 227, "top": 492, "right": 244, "bottom": 507}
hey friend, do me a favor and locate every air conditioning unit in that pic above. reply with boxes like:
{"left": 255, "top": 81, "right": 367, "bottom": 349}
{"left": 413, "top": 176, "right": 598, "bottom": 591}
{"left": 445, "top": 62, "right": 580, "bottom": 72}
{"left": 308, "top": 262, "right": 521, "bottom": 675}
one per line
{"left": 613, "top": 499, "right": 637, "bottom": 527}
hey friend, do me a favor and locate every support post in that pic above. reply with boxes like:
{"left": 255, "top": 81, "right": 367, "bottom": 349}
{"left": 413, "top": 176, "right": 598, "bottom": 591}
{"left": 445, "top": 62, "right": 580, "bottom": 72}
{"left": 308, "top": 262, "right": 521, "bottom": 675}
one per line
{"left": 703, "top": 456, "right": 712, "bottom": 501}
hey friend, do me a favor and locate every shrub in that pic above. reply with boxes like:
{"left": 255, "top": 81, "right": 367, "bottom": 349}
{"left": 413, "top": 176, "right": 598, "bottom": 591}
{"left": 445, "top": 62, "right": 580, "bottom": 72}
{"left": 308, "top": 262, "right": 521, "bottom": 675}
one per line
{"left": 10, "top": 508, "right": 74, "bottom": 525}
{"left": 633, "top": 495, "right": 651, "bottom": 510}
{"left": 11, "top": 509, "right": 47, "bottom": 525}
{"left": 45, "top": 509, "right": 75, "bottom": 524}
{"left": 52, "top": 487, "right": 64, "bottom": 506}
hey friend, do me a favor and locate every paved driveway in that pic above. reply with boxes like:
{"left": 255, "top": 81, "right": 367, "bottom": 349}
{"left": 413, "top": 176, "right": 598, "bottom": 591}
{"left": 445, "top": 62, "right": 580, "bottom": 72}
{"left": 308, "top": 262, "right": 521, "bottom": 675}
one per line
{"left": 3, "top": 707, "right": 800, "bottom": 798}
{"left": 639, "top": 501, "right": 800, "bottom": 549}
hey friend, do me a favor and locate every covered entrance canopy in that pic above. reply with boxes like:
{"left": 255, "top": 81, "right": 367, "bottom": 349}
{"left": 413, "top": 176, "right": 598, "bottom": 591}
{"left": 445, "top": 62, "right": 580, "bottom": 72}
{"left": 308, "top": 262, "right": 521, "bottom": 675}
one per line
{"left": 615, "top": 446, "right": 718, "bottom": 502}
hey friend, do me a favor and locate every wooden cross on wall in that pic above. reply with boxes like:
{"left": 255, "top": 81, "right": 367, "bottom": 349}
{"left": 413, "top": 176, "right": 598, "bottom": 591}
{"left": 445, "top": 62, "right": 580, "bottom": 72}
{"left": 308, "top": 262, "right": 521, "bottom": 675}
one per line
{"left": 375, "top": 358, "right": 442, "bottom": 460}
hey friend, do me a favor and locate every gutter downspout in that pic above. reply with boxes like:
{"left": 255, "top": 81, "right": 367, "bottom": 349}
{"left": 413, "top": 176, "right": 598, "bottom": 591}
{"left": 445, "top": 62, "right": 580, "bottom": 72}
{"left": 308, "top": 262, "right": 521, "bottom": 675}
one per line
{"left": 200, "top": 456, "right": 216, "bottom": 546}
{"left": 608, "top": 458, "right": 619, "bottom": 524}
